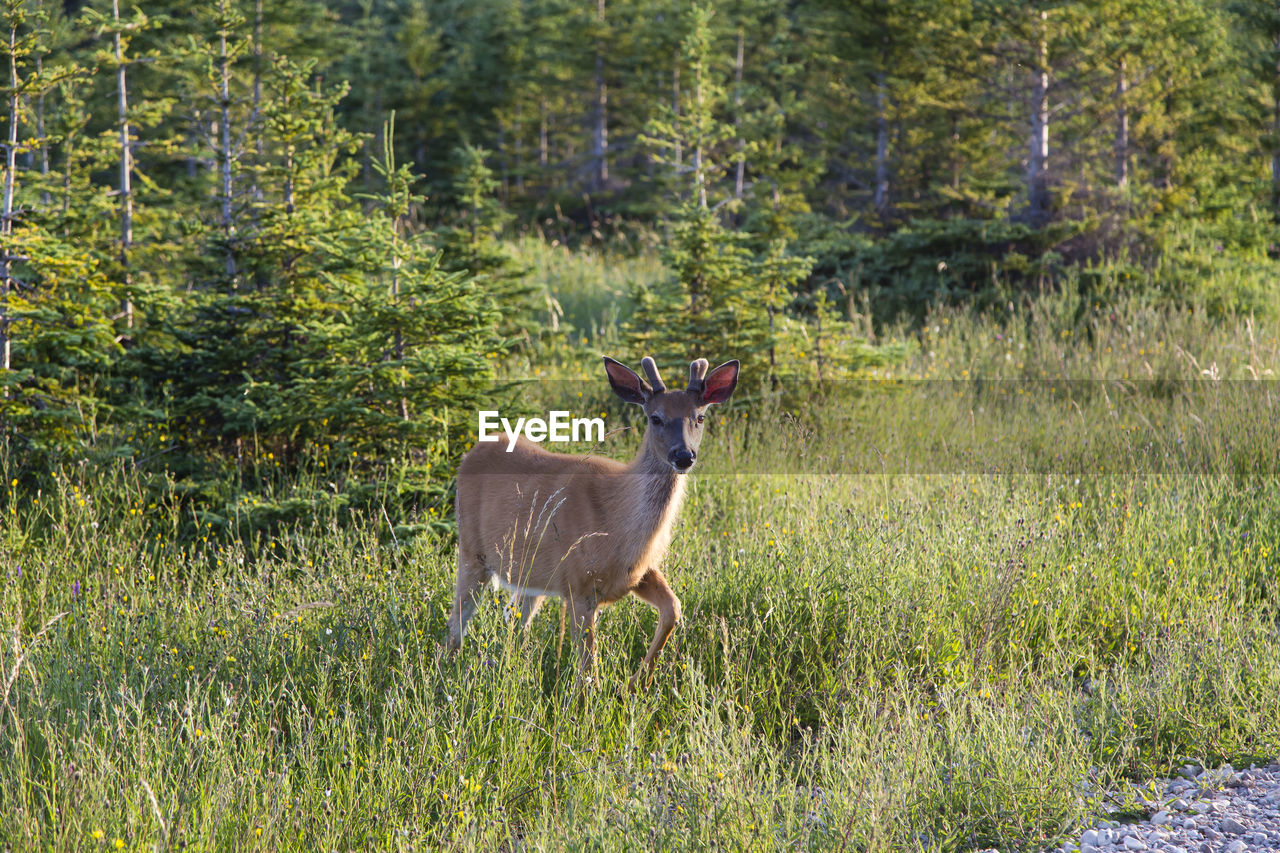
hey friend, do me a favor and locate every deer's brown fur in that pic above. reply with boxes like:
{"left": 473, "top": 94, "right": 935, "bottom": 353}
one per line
{"left": 447, "top": 355, "right": 739, "bottom": 687}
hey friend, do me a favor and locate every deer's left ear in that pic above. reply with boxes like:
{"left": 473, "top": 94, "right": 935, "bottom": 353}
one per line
{"left": 700, "top": 359, "right": 739, "bottom": 406}
{"left": 603, "top": 356, "right": 652, "bottom": 405}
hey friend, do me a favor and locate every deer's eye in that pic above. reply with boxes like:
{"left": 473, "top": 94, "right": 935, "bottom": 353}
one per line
{"left": 696, "top": 415, "right": 705, "bottom": 425}
{"left": 650, "top": 414, "right": 663, "bottom": 426}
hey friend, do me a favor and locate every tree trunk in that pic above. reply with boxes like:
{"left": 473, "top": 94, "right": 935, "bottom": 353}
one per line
{"left": 34, "top": 0, "right": 48, "bottom": 205}
{"left": 114, "top": 0, "right": 134, "bottom": 331}
{"left": 251, "top": 0, "right": 263, "bottom": 203}
{"left": 61, "top": 103, "right": 75, "bottom": 226}
{"left": 1273, "top": 18, "right": 1280, "bottom": 218}
{"left": 1115, "top": 56, "right": 1128, "bottom": 189}
{"left": 592, "top": 0, "right": 608, "bottom": 191}
{"left": 514, "top": 101, "right": 524, "bottom": 193}
{"left": 497, "top": 118, "right": 508, "bottom": 201}
{"left": 692, "top": 45, "right": 705, "bottom": 208}
{"left": 2, "top": 21, "right": 19, "bottom": 381}
{"left": 392, "top": 235, "right": 406, "bottom": 420}
{"left": 672, "top": 49, "right": 681, "bottom": 170}
{"left": 874, "top": 71, "right": 889, "bottom": 215}
{"left": 219, "top": 0, "right": 237, "bottom": 286}
{"left": 539, "top": 97, "right": 549, "bottom": 172}
{"left": 283, "top": 144, "right": 294, "bottom": 215}
{"left": 1027, "top": 9, "right": 1050, "bottom": 224}
{"left": 733, "top": 29, "right": 744, "bottom": 201}
{"left": 949, "top": 112, "right": 960, "bottom": 215}
{"left": 1156, "top": 87, "right": 1172, "bottom": 191}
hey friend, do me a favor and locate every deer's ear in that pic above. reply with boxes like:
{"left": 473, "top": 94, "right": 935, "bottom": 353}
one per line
{"left": 700, "top": 359, "right": 739, "bottom": 406}
{"left": 603, "top": 357, "right": 652, "bottom": 405}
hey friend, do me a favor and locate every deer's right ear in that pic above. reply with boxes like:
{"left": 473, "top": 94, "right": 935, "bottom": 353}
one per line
{"left": 603, "top": 356, "right": 652, "bottom": 405}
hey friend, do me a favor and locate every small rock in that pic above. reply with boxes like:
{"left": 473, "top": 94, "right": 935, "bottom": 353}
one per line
{"left": 1223, "top": 841, "right": 1245, "bottom": 853}
{"left": 1221, "top": 816, "right": 1246, "bottom": 835}
{"left": 1079, "top": 845, "right": 1098, "bottom": 853}
{"left": 1081, "top": 829, "right": 1099, "bottom": 846}
{"left": 1190, "top": 802, "right": 1211, "bottom": 815}
{"left": 1165, "top": 846, "right": 1186, "bottom": 853}
{"left": 1180, "top": 818, "right": 1197, "bottom": 830}
{"left": 1202, "top": 827, "right": 1221, "bottom": 841}
{"left": 1170, "top": 798, "right": 1189, "bottom": 811}
{"left": 1151, "top": 811, "right": 1172, "bottom": 826}
{"left": 1122, "top": 835, "right": 1147, "bottom": 851}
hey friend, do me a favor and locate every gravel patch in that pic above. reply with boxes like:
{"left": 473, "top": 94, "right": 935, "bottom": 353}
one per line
{"left": 1053, "top": 761, "right": 1280, "bottom": 853}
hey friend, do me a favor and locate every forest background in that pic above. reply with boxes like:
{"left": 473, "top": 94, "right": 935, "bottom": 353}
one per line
{"left": 4, "top": 0, "right": 1280, "bottom": 527}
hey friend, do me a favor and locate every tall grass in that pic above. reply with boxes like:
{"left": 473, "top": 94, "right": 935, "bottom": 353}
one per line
{"left": 509, "top": 237, "right": 667, "bottom": 353}
{"left": 1, "top": 292, "right": 1278, "bottom": 851}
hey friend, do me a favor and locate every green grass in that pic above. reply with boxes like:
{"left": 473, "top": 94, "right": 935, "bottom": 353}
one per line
{"left": 2, "top": 293, "right": 1278, "bottom": 851}
{"left": 509, "top": 236, "right": 667, "bottom": 351}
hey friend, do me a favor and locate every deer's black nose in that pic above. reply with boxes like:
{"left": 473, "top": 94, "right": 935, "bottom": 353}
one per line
{"left": 672, "top": 449, "right": 696, "bottom": 471}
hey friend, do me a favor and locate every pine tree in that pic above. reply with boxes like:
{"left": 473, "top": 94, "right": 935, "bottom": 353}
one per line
{"left": 2, "top": 0, "right": 119, "bottom": 458}
{"left": 632, "top": 5, "right": 774, "bottom": 372}
{"left": 434, "top": 142, "right": 538, "bottom": 344}
{"left": 300, "top": 122, "right": 503, "bottom": 515}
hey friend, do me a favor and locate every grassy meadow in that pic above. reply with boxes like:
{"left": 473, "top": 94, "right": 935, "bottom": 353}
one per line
{"left": 2, "top": 256, "right": 1280, "bottom": 851}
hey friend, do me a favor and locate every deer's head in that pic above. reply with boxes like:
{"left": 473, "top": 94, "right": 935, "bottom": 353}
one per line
{"left": 603, "top": 355, "right": 740, "bottom": 474}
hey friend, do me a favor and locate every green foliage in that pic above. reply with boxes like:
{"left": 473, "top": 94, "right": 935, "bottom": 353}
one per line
{"left": 631, "top": 5, "right": 886, "bottom": 383}
{"left": 0, "top": 0, "right": 508, "bottom": 531}
{"left": 2, "top": 0, "right": 119, "bottom": 460}
{"left": 1078, "top": 218, "right": 1280, "bottom": 318}
{"left": 6, "top": 0, "right": 1280, "bottom": 529}
{"left": 503, "top": 236, "right": 666, "bottom": 349}
{"left": 827, "top": 218, "right": 1076, "bottom": 321}
{"left": 630, "top": 200, "right": 767, "bottom": 367}
{"left": 433, "top": 143, "right": 538, "bottom": 344}
{"left": 150, "top": 115, "right": 501, "bottom": 528}
{"left": 0, "top": 231, "right": 120, "bottom": 458}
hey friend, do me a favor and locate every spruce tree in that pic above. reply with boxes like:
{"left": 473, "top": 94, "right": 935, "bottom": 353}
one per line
{"left": 2, "top": 0, "right": 119, "bottom": 459}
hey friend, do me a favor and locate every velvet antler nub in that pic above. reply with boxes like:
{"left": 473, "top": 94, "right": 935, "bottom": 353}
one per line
{"left": 686, "top": 358, "right": 710, "bottom": 393}
{"left": 640, "top": 356, "right": 667, "bottom": 393}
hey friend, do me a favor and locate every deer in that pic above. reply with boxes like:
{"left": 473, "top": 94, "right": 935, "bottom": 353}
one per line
{"left": 447, "top": 355, "right": 739, "bottom": 688}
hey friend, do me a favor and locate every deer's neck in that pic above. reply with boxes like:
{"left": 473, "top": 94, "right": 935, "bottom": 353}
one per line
{"left": 618, "top": 439, "right": 687, "bottom": 571}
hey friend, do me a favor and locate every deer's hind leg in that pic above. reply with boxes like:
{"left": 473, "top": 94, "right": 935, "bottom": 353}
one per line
{"left": 628, "top": 569, "right": 682, "bottom": 691}
{"left": 446, "top": 550, "right": 491, "bottom": 651}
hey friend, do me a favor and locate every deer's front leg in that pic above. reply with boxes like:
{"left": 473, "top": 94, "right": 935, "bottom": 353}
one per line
{"left": 447, "top": 551, "right": 491, "bottom": 651}
{"left": 628, "top": 569, "right": 682, "bottom": 691}
{"left": 567, "top": 594, "right": 600, "bottom": 682}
